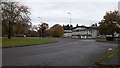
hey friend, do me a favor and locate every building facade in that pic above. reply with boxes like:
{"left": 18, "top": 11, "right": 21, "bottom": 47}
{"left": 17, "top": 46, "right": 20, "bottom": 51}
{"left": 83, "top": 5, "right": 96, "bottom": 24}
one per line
{"left": 64, "top": 26, "right": 99, "bottom": 38}
{"left": 64, "top": 30, "right": 72, "bottom": 37}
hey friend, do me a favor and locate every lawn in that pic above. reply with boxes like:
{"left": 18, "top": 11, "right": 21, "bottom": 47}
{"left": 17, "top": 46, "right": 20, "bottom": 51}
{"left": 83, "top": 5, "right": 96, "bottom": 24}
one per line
{"left": 96, "top": 38, "right": 107, "bottom": 42}
{"left": 96, "top": 38, "right": 119, "bottom": 44}
{"left": 2, "top": 38, "right": 57, "bottom": 47}
{"left": 0, "top": 38, "right": 2, "bottom": 47}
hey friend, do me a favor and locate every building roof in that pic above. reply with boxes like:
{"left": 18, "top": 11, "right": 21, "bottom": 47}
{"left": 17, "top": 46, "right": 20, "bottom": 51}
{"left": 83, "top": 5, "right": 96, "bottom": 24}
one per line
{"left": 73, "top": 26, "right": 99, "bottom": 30}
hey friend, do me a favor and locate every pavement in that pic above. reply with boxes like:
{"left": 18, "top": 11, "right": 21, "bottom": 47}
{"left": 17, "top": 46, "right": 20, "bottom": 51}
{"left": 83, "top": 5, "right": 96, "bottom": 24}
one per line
{"left": 2, "top": 38, "right": 119, "bottom": 66}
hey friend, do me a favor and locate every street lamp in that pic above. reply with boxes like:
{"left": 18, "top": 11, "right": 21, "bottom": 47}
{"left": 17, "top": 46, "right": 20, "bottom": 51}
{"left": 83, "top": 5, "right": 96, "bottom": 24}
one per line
{"left": 68, "top": 12, "right": 72, "bottom": 38}
{"left": 38, "top": 17, "right": 42, "bottom": 38}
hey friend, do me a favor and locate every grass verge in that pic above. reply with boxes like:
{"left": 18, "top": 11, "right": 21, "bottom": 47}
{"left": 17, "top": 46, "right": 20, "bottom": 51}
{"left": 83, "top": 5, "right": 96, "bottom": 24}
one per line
{"left": 0, "top": 38, "right": 1, "bottom": 47}
{"left": 96, "top": 38, "right": 107, "bottom": 42}
{"left": 96, "top": 38, "right": 119, "bottom": 44}
{"left": 2, "top": 38, "right": 57, "bottom": 48}
{"left": 94, "top": 48, "right": 119, "bottom": 65}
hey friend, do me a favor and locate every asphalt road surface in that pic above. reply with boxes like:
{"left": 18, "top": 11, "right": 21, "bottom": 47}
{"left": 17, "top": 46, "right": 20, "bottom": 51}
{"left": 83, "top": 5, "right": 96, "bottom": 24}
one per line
{"left": 2, "top": 38, "right": 118, "bottom": 66}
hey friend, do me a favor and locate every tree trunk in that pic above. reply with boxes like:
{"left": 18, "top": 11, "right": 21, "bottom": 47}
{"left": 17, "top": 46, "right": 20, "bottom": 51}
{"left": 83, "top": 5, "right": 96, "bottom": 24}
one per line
{"left": 8, "top": 28, "right": 11, "bottom": 39}
{"left": 112, "top": 33, "right": 114, "bottom": 41}
{"left": 8, "top": 21, "right": 12, "bottom": 39}
{"left": 8, "top": 34, "right": 11, "bottom": 39}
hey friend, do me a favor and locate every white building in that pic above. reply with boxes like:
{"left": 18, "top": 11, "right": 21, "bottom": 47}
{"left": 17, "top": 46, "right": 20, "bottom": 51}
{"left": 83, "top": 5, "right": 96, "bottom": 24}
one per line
{"left": 72, "top": 26, "right": 98, "bottom": 38}
{"left": 64, "top": 30, "right": 72, "bottom": 37}
{"left": 64, "top": 26, "right": 99, "bottom": 39}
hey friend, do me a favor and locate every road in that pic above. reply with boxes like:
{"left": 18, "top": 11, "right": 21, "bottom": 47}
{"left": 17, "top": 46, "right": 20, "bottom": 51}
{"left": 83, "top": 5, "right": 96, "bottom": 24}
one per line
{"left": 2, "top": 38, "right": 118, "bottom": 66}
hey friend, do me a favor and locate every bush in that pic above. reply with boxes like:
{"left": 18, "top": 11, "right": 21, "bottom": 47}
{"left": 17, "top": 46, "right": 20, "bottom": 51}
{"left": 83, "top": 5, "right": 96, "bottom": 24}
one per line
{"left": 50, "top": 24, "right": 64, "bottom": 37}
{"left": 106, "top": 37, "right": 114, "bottom": 41}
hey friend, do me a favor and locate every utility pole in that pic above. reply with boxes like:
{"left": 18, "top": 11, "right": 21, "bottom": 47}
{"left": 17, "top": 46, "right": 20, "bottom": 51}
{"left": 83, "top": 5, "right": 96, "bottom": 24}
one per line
{"left": 68, "top": 12, "right": 72, "bottom": 38}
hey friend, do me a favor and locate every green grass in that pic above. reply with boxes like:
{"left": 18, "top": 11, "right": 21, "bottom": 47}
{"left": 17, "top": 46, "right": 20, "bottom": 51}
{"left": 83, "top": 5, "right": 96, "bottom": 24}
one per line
{"left": 2, "top": 38, "right": 57, "bottom": 47}
{"left": 96, "top": 38, "right": 119, "bottom": 44}
{"left": 0, "top": 38, "right": 2, "bottom": 47}
{"left": 95, "top": 49, "right": 119, "bottom": 65}
{"left": 96, "top": 38, "right": 107, "bottom": 42}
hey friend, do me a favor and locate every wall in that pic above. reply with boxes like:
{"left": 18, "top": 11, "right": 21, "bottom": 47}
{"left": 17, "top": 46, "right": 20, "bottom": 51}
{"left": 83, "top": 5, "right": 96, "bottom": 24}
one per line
{"left": 91, "top": 29, "right": 98, "bottom": 38}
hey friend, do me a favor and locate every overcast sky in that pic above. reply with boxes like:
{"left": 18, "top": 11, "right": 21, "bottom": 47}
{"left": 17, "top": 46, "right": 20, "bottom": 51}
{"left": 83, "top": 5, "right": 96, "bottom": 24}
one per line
{"left": 19, "top": 0, "right": 119, "bottom": 27}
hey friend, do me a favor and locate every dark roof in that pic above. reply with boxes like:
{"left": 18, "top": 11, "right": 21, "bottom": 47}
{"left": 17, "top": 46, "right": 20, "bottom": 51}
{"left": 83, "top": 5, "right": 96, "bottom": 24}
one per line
{"left": 90, "top": 26, "right": 99, "bottom": 29}
{"left": 73, "top": 25, "right": 86, "bottom": 29}
{"left": 73, "top": 26, "right": 99, "bottom": 29}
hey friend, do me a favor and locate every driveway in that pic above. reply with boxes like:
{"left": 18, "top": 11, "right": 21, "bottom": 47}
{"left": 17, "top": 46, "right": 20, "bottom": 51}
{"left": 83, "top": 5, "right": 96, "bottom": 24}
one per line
{"left": 2, "top": 38, "right": 118, "bottom": 66}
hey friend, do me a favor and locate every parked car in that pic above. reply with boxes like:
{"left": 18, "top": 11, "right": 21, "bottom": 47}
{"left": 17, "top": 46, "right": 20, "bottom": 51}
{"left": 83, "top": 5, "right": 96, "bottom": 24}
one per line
{"left": 106, "top": 35, "right": 114, "bottom": 41}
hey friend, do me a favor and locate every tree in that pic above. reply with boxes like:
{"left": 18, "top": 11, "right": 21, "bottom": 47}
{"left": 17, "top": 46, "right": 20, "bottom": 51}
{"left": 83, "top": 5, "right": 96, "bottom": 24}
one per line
{"left": 99, "top": 11, "right": 120, "bottom": 38}
{"left": 63, "top": 24, "right": 73, "bottom": 30}
{"left": 26, "top": 30, "right": 38, "bottom": 37}
{"left": 2, "top": 2, "right": 31, "bottom": 39}
{"left": 76, "top": 24, "right": 79, "bottom": 27}
{"left": 25, "top": 25, "right": 38, "bottom": 37}
{"left": 50, "top": 24, "right": 64, "bottom": 37}
{"left": 37, "top": 22, "right": 49, "bottom": 37}
{"left": 91, "top": 23, "right": 97, "bottom": 26}
{"left": 14, "top": 21, "right": 31, "bottom": 34}
{"left": 70, "top": 25, "right": 73, "bottom": 29}
{"left": 99, "top": 20, "right": 108, "bottom": 35}
{"left": 31, "top": 25, "right": 38, "bottom": 31}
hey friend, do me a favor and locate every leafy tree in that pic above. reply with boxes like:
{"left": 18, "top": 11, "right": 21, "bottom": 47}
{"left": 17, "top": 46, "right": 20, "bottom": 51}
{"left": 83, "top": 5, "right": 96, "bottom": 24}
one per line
{"left": 37, "top": 22, "right": 49, "bottom": 37}
{"left": 50, "top": 24, "right": 64, "bottom": 37}
{"left": 91, "top": 23, "right": 97, "bottom": 26}
{"left": 76, "top": 24, "right": 79, "bottom": 27}
{"left": 99, "top": 20, "right": 108, "bottom": 35}
{"left": 70, "top": 25, "right": 73, "bottom": 29}
{"left": 26, "top": 30, "right": 38, "bottom": 37}
{"left": 66, "top": 24, "right": 70, "bottom": 28}
{"left": 63, "top": 24, "right": 73, "bottom": 30}
{"left": 24, "top": 25, "right": 38, "bottom": 37}
{"left": 14, "top": 21, "right": 31, "bottom": 34}
{"left": 99, "top": 11, "right": 120, "bottom": 38}
{"left": 2, "top": 2, "right": 31, "bottom": 39}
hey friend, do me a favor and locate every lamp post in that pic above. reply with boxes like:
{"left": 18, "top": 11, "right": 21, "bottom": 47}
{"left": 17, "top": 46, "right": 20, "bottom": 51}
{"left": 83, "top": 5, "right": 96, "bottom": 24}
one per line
{"left": 38, "top": 17, "right": 42, "bottom": 38}
{"left": 68, "top": 12, "right": 72, "bottom": 38}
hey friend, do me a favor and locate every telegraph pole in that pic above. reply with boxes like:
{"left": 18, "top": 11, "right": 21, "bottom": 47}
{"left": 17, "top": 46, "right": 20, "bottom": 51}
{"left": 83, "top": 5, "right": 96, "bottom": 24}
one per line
{"left": 68, "top": 12, "right": 72, "bottom": 38}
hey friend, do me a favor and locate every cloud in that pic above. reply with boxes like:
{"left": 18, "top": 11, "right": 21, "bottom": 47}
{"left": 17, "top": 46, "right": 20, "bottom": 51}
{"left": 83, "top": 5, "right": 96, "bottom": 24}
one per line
{"left": 19, "top": 1, "right": 118, "bottom": 27}
{"left": 20, "top": 0, "right": 119, "bottom": 2}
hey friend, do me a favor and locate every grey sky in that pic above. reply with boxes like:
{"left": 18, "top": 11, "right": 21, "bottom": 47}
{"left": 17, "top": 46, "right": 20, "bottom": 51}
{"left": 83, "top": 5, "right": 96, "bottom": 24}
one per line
{"left": 20, "top": 0, "right": 119, "bottom": 27}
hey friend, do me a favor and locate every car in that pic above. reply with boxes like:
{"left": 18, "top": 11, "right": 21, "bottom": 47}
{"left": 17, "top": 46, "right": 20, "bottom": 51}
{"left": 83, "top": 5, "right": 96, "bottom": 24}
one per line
{"left": 106, "top": 35, "right": 114, "bottom": 41}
